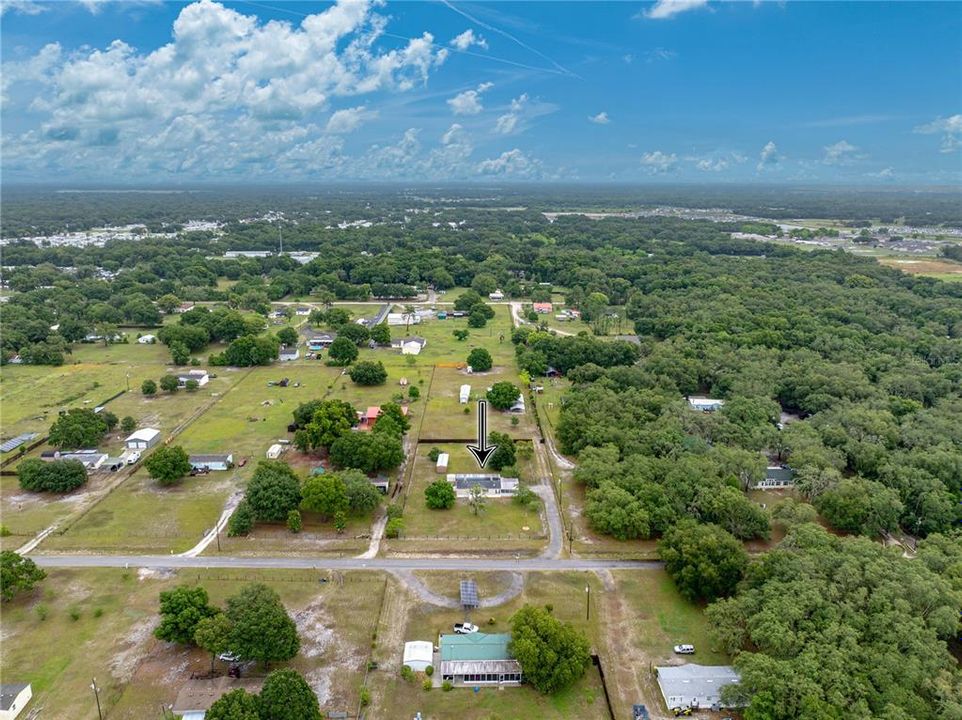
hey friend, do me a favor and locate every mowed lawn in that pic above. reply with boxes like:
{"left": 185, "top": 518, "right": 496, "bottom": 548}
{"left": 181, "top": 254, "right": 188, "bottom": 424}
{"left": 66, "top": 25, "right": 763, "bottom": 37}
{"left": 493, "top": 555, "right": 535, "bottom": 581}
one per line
{"left": 0, "top": 568, "right": 384, "bottom": 720}
{"left": 369, "top": 571, "right": 612, "bottom": 720}
{"left": 613, "top": 569, "right": 728, "bottom": 666}
{"left": 395, "top": 443, "right": 544, "bottom": 542}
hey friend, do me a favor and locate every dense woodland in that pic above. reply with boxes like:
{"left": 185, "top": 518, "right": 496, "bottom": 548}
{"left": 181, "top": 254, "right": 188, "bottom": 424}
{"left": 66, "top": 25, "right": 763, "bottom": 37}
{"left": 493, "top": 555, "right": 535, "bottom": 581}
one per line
{"left": 1, "top": 190, "right": 960, "bottom": 717}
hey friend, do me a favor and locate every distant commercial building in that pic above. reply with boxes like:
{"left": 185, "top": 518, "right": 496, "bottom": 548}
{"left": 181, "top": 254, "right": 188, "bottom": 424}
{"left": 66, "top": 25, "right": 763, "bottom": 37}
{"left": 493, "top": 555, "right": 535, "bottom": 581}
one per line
{"left": 224, "top": 250, "right": 272, "bottom": 258}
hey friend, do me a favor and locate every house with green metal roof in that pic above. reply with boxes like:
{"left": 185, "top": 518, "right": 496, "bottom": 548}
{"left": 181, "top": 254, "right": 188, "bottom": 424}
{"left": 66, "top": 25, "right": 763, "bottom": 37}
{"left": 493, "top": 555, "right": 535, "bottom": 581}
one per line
{"left": 438, "top": 633, "right": 523, "bottom": 686}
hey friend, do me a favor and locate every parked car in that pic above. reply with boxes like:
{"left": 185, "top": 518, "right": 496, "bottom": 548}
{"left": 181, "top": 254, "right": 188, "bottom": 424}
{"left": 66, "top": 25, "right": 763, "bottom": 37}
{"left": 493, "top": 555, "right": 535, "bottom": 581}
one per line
{"left": 126, "top": 451, "right": 141, "bottom": 465}
{"left": 673, "top": 644, "right": 695, "bottom": 655}
{"left": 454, "top": 622, "right": 479, "bottom": 634}
{"left": 218, "top": 651, "right": 241, "bottom": 662}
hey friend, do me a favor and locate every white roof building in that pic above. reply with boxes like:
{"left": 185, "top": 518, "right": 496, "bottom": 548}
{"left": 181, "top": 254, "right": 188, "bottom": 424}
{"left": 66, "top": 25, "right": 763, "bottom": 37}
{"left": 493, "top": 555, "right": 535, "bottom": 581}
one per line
{"left": 0, "top": 682, "right": 32, "bottom": 720}
{"left": 137, "top": 334, "right": 156, "bottom": 344}
{"left": 459, "top": 384, "right": 471, "bottom": 404}
{"left": 266, "top": 443, "right": 283, "bottom": 459}
{"left": 436, "top": 453, "right": 449, "bottom": 473}
{"left": 125, "top": 428, "right": 161, "bottom": 450}
{"left": 402, "top": 641, "right": 434, "bottom": 673}
{"left": 177, "top": 369, "right": 210, "bottom": 387}
{"left": 688, "top": 397, "right": 725, "bottom": 412}
{"left": 656, "top": 664, "right": 741, "bottom": 712}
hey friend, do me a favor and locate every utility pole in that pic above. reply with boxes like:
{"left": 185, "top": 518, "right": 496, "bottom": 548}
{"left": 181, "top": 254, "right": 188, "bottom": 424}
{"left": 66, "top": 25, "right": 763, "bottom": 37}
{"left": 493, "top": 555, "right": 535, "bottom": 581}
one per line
{"left": 91, "top": 678, "right": 103, "bottom": 720}
{"left": 585, "top": 583, "right": 590, "bottom": 621}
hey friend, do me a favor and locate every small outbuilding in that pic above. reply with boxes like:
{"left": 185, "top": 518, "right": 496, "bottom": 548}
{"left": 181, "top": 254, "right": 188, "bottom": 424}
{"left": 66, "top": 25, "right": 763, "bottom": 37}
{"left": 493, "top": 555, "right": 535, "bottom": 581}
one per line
{"left": 177, "top": 369, "right": 210, "bottom": 388}
{"left": 0, "top": 683, "right": 32, "bottom": 720}
{"left": 125, "top": 427, "right": 161, "bottom": 450}
{"left": 459, "top": 384, "right": 471, "bottom": 404}
{"left": 137, "top": 334, "right": 156, "bottom": 344}
{"left": 266, "top": 443, "right": 283, "bottom": 460}
{"left": 402, "top": 641, "right": 434, "bottom": 673}
{"left": 279, "top": 346, "right": 300, "bottom": 362}
{"left": 436, "top": 453, "right": 449, "bottom": 473}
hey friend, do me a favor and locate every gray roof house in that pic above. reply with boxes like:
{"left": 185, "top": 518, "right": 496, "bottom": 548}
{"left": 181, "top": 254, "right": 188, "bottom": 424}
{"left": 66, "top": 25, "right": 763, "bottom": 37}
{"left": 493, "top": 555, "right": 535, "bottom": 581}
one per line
{"left": 189, "top": 454, "right": 234, "bottom": 471}
{"left": 446, "top": 474, "right": 519, "bottom": 498}
{"left": 655, "top": 664, "right": 741, "bottom": 712}
{"left": 0, "top": 683, "right": 32, "bottom": 719}
{"left": 753, "top": 465, "right": 796, "bottom": 490}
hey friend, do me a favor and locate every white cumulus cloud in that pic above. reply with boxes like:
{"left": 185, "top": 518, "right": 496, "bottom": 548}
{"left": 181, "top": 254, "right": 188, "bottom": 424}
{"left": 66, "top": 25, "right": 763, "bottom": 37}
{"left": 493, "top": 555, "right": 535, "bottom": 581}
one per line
{"left": 640, "top": 150, "right": 678, "bottom": 173}
{"left": 822, "top": 140, "right": 863, "bottom": 165}
{"left": 450, "top": 29, "right": 488, "bottom": 51}
{"left": 756, "top": 140, "right": 780, "bottom": 171}
{"left": 477, "top": 148, "right": 542, "bottom": 177}
{"left": 588, "top": 112, "right": 610, "bottom": 125}
{"left": 325, "top": 106, "right": 378, "bottom": 134}
{"left": 0, "top": 0, "right": 450, "bottom": 180}
{"left": 914, "top": 114, "right": 962, "bottom": 153}
{"left": 447, "top": 82, "right": 494, "bottom": 116}
{"left": 641, "top": 0, "right": 709, "bottom": 21}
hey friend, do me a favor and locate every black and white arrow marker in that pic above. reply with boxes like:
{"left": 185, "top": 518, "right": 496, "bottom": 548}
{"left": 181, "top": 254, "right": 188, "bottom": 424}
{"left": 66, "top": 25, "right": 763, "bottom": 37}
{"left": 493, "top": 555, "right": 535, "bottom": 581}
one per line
{"left": 466, "top": 399, "right": 498, "bottom": 468}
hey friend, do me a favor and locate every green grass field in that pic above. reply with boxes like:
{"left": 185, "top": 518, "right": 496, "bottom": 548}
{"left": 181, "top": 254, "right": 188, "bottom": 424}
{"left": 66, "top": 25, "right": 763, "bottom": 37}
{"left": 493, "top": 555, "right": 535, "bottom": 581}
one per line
{"left": 396, "top": 443, "right": 544, "bottom": 542}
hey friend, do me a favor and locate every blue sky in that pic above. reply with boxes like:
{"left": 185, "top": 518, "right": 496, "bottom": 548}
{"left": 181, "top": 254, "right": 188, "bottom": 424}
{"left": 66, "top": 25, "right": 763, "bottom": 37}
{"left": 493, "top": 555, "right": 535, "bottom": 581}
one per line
{"left": 1, "top": 0, "right": 960, "bottom": 184}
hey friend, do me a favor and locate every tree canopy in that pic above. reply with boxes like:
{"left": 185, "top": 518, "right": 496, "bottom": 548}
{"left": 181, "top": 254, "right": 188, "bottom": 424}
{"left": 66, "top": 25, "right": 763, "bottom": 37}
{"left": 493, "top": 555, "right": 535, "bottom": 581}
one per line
{"left": 47, "top": 408, "right": 108, "bottom": 449}
{"left": 244, "top": 461, "right": 302, "bottom": 523}
{"left": 0, "top": 551, "right": 46, "bottom": 602}
{"left": 509, "top": 605, "right": 591, "bottom": 694}
{"left": 225, "top": 583, "right": 300, "bottom": 665}
{"left": 17, "top": 458, "right": 87, "bottom": 493}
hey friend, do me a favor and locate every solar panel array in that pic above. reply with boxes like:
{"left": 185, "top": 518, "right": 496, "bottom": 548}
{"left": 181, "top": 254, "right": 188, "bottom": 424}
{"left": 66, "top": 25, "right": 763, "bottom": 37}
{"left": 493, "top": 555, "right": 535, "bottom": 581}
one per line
{"left": 0, "top": 433, "right": 39, "bottom": 453}
{"left": 460, "top": 579, "right": 479, "bottom": 608}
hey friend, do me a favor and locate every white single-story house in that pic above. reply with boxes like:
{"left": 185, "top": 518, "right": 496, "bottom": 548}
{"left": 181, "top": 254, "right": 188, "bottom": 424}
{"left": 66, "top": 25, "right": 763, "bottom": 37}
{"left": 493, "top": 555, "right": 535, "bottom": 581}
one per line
{"left": 42, "top": 449, "right": 107, "bottom": 470}
{"left": 279, "top": 346, "right": 300, "bottom": 362}
{"left": 688, "top": 397, "right": 725, "bottom": 412}
{"left": 177, "top": 370, "right": 210, "bottom": 388}
{"left": 125, "top": 428, "right": 161, "bottom": 450}
{"left": 307, "top": 333, "right": 336, "bottom": 351}
{"left": 401, "top": 339, "right": 426, "bottom": 355}
{"left": 387, "top": 312, "right": 421, "bottom": 327}
{"left": 189, "top": 454, "right": 233, "bottom": 471}
{"left": 446, "top": 474, "right": 519, "bottom": 498}
{"left": 403, "top": 641, "right": 434, "bottom": 673}
{"left": 655, "top": 664, "right": 741, "bottom": 712}
{"left": 266, "top": 443, "right": 283, "bottom": 460}
{"left": 508, "top": 394, "right": 526, "bottom": 414}
{"left": 436, "top": 453, "right": 449, "bottom": 473}
{"left": 224, "top": 250, "right": 272, "bottom": 258}
{"left": 137, "top": 334, "right": 157, "bottom": 344}
{"left": 288, "top": 252, "right": 319, "bottom": 265}
{"left": 0, "top": 683, "right": 31, "bottom": 720}
{"left": 488, "top": 290, "right": 505, "bottom": 301}
{"left": 753, "top": 465, "right": 796, "bottom": 490}
{"left": 459, "top": 384, "right": 471, "bottom": 404}
{"left": 439, "top": 633, "right": 523, "bottom": 686}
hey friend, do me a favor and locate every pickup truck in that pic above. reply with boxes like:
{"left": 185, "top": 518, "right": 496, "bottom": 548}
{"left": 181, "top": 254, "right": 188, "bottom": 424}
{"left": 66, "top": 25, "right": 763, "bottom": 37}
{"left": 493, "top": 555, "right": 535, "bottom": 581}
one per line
{"left": 454, "top": 622, "right": 479, "bottom": 634}
{"left": 673, "top": 644, "right": 695, "bottom": 655}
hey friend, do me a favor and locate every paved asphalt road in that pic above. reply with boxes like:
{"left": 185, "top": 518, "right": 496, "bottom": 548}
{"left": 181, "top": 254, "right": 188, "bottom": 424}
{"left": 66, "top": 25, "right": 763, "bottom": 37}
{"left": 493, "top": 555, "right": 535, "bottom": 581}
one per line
{"left": 31, "top": 555, "right": 662, "bottom": 572}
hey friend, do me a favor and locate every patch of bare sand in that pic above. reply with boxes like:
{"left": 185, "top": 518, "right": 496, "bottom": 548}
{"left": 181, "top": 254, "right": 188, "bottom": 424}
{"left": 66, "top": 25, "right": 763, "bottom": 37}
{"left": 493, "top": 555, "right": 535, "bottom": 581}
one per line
{"left": 294, "top": 594, "right": 364, "bottom": 707}
{"left": 109, "top": 616, "right": 160, "bottom": 683}
{"left": 137, "top": 567, "right": 176, "bottom": 582}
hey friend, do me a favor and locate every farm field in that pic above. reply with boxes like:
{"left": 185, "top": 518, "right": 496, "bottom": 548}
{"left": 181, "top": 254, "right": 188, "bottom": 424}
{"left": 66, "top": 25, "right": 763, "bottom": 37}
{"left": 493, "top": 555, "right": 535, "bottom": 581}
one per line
{"left": 0, "top": 567, "right": 384, "bottom": 720}
{"left": 878, "top": 257, "right": 962, "bottom": 278}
